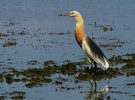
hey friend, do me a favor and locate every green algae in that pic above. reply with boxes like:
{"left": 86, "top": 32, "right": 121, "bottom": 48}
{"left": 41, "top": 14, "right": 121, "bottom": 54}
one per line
{"left": 3, "top": 41, "right": 17, "bottom": 47}
{"left": 0, "top": 91, "right": 26, "bottom": 100}
{"left": 109, "top": 53, "right": 135, "bottom": 76}
{"left": 27, "top": 60, "right": 39, "bottom": 65}
{"left": 0, "top": 33, "right": 9, "bottom": 37}
{"left": 0, "top": 59, "right": 125, "bottom": 88}
{"left": 100, "top": 38, "right": 127, "bottom": 51}
{"left": 0, "top": 53, "right": 134, "bottom": 89}
{"left": 0, "top": 52, "right": 134, "bottom": 99}
{"left": 76, "top": 67, "right": 122, "bottom": 81}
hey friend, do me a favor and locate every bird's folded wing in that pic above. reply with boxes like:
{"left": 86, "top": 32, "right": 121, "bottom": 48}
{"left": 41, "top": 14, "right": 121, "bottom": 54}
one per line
{"left": 82, "top": 36, "right": 109, "bottom": 68}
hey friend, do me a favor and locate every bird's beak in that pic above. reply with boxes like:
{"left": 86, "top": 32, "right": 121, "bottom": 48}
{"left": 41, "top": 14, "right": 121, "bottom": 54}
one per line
{"left": 58, "top": 13, "right": 70, "bottom": 16}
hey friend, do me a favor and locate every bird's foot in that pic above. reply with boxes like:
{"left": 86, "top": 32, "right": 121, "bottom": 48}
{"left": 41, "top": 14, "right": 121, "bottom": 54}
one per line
{"left": 90, "top": 67, "right": 97, "bottom": 73}
{"left": 84, "top": 66, "right": 90, "bottom": 72}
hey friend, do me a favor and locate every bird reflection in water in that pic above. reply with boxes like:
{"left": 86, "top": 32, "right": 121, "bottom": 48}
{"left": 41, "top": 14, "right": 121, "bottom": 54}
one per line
{"left": 84, "top": 85, "right": 111, "bottom": 100}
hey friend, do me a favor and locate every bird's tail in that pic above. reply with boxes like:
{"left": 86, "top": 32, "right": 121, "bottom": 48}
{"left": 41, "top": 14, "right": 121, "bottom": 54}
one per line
{"left": 101, "top": 57, "right": 109, "bottom": 68}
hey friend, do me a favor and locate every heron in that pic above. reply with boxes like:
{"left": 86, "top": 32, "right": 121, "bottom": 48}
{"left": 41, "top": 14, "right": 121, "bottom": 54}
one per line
{"left": 59, "top": 11, "right": 109, "bottom": 69}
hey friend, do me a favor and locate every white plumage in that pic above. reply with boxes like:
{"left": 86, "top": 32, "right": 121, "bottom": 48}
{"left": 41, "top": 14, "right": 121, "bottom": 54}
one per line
{"left": 82, "top": 37, "right": 109, "bottom": 68}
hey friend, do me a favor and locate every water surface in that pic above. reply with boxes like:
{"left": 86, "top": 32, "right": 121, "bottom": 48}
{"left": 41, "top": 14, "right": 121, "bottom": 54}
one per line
{"left": 0, "top": 0, "right": 135, "bottom": 100}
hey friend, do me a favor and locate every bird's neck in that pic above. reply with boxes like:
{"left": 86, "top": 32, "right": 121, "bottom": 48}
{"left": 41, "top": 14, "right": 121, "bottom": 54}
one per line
{"left": 74, "top": 16, "right": 86, "bottom": 47}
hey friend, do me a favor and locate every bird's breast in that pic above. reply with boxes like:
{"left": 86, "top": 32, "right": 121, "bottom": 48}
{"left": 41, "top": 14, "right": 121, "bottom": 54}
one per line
{"left": 74, "top": 27, "right": 86, "bottom": 47}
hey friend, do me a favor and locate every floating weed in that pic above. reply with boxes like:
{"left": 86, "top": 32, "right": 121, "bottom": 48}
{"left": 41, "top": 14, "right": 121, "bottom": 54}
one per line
{"left": 126, "top": 82, "right": 135, "bottom": 86}
{"left": 25, "top": 77, "right": 52, "bottom": 88}
{"left": 58, "top": 62, "right": 77, "bottom": 75}
{"left": 1, "top": 62, "right": 121, "bottom": 87}
{"left": 3, "top": 41, "right": 17, "bottom": 47}
{"left": 100, "top": 39, "right": 127, "bottom": 50}
{"left": 108, "top": 53, "right": 135, "bottom": 76}
{"left": 126, "top": 69, "right": 135, "bottom": 77}
{"left": 1, "top": 54, "right": 134, "bottom": 88}
{"left": 54, "top": 81, "right": 63, "bottom": 85}
{"left": 8, "top": 91, "right": 25, "bottom": 100}
{"left": 0, "top": 33, "right": 9, "bottom": 37}
{"left": 48, "top": 32, "right": 70, "bottom": 35}
{"left": 56, "top": 85, "right": 82, "bottom": 92}
{"left": 44, "top": 60, "right": 56, "bottom": 67}
{"left": 26, "top": 60, "right": 39, "bottom": 65}
{"left": 90, "top": 22, "right": 114, "bottom": 32}
{"left": 103, "top": 26, "right": 113, "bottom": 32}
{"left": 18, "top": 30, "right": 27, "bottom": 35}
{"left": 5, "top": 73, "right": 15, "bottom": 84}
{"left": 76, "top": 67, "right": 123, "bottom": 81}
{"left": 131, "top": 94, "right": 135, "bottom": 97}
{"left": 0, "top": 74, "right": 4, "bottom": 82}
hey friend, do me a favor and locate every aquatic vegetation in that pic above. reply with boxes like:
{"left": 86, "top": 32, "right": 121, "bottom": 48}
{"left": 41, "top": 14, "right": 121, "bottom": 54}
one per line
{"left": 18, "top": 31, "right": 27, "bottom": 35}
{"left": 27, "top": 60, "right": 39, "bottom": 65}
{"left": 0, "top": 33, "right": 9, "bottom": 37}
{"left": 0, "top": 58, "right": 128, "bottom": 99}
{"left": 0, "top": 59, "right": 125, "bottom": 89}
{"left": 100, "top": 38, "right": 127, "bottom": 50}
{"left": 48, "top": 32, "right": 70, "bottom": 35}
{"left": 103, "top": 26, "right": 113, "bottom": 32}
{"left": 10, "top": 91, "right": 25, "bottom": 100}
{"left": 89, "top": 22, "right": 114, "bottom": 33}
{"left": 0, "top": 91, "right": 25, "bottom": 100}
{"left": 1, "top": 51, "right": 134, "bottom": 89}
{"left": 76, "top": 67, "right": 122, "bottom": 81}
{"left": 1, "top": 52, "right": 128, "bottom": 89}
{"left": 3, "top": 41, "right": 17, "bottom": 47}
{"left": 109, "top": 53, "right": 135, "bottom": 77}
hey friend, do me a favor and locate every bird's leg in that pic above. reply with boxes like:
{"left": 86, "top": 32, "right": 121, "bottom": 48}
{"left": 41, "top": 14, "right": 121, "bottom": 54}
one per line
{"left": 88, "top": 58, "right": 93, "bottom": 68}
{"left": 94, "top": 79, "right": 97, "bottom": 89}
{"left": 93, "top": 79, "right": 97, "bottom": 92}
{"left": 90, "top": 63, "right": 94, "bottom": 68}
{"left": 89, "top": 79, "right": 97, "bottom": 92}
{"left": 90, "top": 62, "right": 97, "bottom": 72}
{"left": 89, "top": 79, "right": 93, "bottom": 87}
{"left": 93, "top": 62, "right": 97, "bottom": 69}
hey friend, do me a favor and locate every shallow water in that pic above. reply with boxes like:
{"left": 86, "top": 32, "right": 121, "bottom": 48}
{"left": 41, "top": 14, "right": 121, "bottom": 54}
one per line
{"left": 0, "top": 0, "right": 135, "bottom": 100}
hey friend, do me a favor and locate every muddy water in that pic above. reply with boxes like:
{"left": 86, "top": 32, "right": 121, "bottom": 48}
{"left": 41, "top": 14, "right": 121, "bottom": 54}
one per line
{"left": 0, "top": 0, "right": 135, "bottom": 100}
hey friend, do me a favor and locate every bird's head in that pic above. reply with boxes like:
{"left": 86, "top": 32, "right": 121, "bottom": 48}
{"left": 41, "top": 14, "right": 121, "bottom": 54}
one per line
{"left": 59, "top": 11, "right": 80, "bottom": 18}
